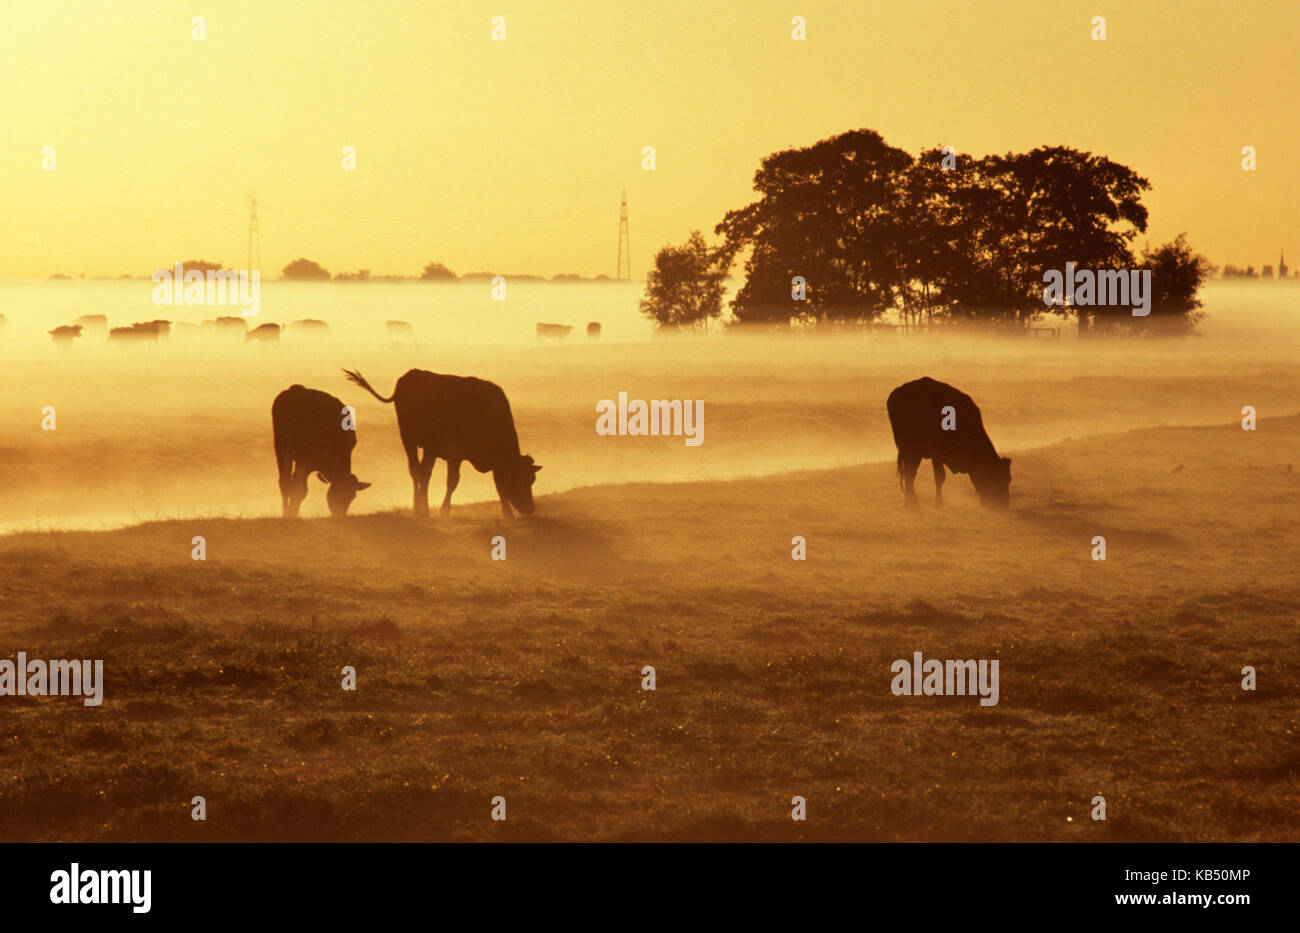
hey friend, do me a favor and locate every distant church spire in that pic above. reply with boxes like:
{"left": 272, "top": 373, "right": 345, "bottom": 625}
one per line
{"left": 1281, "top": 249, "right": 1289, "bottom": 279}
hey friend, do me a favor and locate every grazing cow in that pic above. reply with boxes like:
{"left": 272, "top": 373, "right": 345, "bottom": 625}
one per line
{"left": 246, "top": 322, "right": 281, "bottom": 343}
{"left": 49, "top": 324, "right": 82, "bottom": 348}
{"left": 586, "top": 321, "right": 601, "bottom": 339}
{"left": 385, "top": 320, "right": 415, "bottom": 342}
{"left": 108, "top": 320, "right": 170, "bottom": 344}
{"left": 342, "top": 368, "right": 541, "bottom": 520}
{"left": 208, "top": 315, "right": 248, "bottom": 338}
{"left": 271, "top": 385, "right": 370, "bottom": 517}
{"left": 886, "top": 376, "right": 1011, "bottom": 509}
{"left": 74, "top": 314, "right": 107, "bottom": 334}
{"left": 290, "top": 318, "right": 331, "bottom": 337}
{"left": 536, "top": 323, "right": 572, "bottom": 339}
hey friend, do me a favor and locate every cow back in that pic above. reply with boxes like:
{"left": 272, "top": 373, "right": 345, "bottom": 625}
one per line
{"left": 392, "top": 370, "right": 520, "bottom": 471}
{"left": 887, "top": 377, "right": 998, "bottom": 474}
{"left": 272, "top": 385, "right": 356, "bottom": 470}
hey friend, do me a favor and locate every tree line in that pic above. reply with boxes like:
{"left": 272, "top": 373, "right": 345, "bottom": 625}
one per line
{"left": 279, "top": 259, "right": 455, "bottom": 281}
{"left": 641, "top": 129, "right": 1214, "bottom": 335}
{"left": 277, "top": 259, "right": 616, "bottom": 283}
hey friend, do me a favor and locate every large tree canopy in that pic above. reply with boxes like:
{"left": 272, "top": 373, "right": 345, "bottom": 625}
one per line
{"left": 716, "top": 130, "right": 914, "bottom": 325}
{"left": 713, "top": 129, "right": 1196, "bottom": 331}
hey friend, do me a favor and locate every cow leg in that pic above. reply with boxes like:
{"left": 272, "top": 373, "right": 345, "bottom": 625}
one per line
{"left": 440, "top": 459, "right": 461, "bottom": 516}
{"left": 900, "top": 455, "right": 921, "bottom": 509}
{"left": 405, "top": 443, "right": 430, "bottom": 518}
{"left": 286, "top": 463, "right": 309, "bottom": 518}
{"left": 417, "top": 453, "right": 436, "bottom": 515}
{"left": 278, "top": 458, "right": 296, "bottom": 517}
{"left": 493, "top": 472, "right": 515, "bottom": 521}
{"left": 932, "top": 459, "right": 946, "bottom": 507}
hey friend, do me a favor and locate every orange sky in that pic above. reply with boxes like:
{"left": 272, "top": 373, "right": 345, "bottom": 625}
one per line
{"left": 1, "top": 0, "right": 1296, "bottom": 278}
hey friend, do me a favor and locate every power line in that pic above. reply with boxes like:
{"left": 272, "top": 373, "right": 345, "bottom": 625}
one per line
{"left": 257, "top": 204, "right": 615, "bottom": 225}
{"left": 260, "top": 220, "right": 618, "bottom": 238}
{"left": 10, "top": 199, "right": 689, "bottom": 269}
{"left": 247, "top": 195, "right": 261, "bottom": 272}
{"left": 22, "top": 223, "right": 244, "bottom": 258}
{"left": 617, "top": 189, "right": 631, "bottom": 280}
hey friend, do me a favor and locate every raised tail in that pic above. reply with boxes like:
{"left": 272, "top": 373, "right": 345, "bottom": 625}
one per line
{"left": 341, "top": 368, "right": 395, "bottom": 403}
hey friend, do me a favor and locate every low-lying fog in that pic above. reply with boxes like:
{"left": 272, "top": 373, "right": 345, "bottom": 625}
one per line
{"left": 0, "top": 279, "right": 1295, "bottom": 531}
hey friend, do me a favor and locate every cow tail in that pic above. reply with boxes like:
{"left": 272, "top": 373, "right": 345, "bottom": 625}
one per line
{"left": 896, "top": 451, "right": 903, "bottom": 491}
{"left": 341, "top": 369, "right": 395, "bottom": 404}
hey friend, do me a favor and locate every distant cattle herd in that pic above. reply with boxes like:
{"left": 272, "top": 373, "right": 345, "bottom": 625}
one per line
{"left": 34, "top": 316, "right": 606, "bottom": 347}
{"left": 42, "top": 315, "right": 348, "bottom": 346}
{"left": 537, "top": 321, "right": 601, "bottom": 340}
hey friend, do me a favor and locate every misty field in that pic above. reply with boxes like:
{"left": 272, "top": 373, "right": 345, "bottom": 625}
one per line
{"left": 1, "top": 412, "right": 1297, "bottom": 840}
{"left": 0, "top": 281, "right": 1297, "bottom": 840}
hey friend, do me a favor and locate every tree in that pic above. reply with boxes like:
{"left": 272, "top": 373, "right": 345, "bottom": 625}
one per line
{"left": 1007, "top": 147, "right": 1149, "bottom": 331}
{"left": 716, "top": 130, "right": 913, "bottom": 326}
{"left": 640, "top": 232, "right": 728, "bottom": 332}
{"left": 177, "top": 259, "right": 224, "bottom": 273}
{"left": 920, "top": 148, "right": 1149, "bottom": 328}
{"left": 1131, "top": 235, "right": 1215, "bottom": 334}
{"left": 420, "top": 262, "right": 458, "bottom": 281}
{"left": 896, "top": 147, "right": 984, "bottom": 325}
{"left": 714, "top": 129, "right": 1163, "bottom": 331}
{"left": 281, "top": 258, "right": 330, "bottom": 280}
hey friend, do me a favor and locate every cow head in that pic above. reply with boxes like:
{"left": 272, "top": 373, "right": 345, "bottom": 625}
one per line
{"left": 322, "top": 472, "right": 372, "bottom": 516}
{"left": 973, "top": 457, "right": 1011, "bottom": 508}
{"left": 501, "top": 454, "right": 542, "bottom": 515}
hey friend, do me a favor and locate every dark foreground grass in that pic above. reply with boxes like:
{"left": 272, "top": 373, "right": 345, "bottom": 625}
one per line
{"left": 0, "top": 418, "right": 1297, "bottom": 841}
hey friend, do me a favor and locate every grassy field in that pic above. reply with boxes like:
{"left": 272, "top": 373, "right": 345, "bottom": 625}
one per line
{"left": 1, "top": 414, "right": 1296, "bottom": 841}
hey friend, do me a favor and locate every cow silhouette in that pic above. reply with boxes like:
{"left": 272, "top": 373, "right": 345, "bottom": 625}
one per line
{"left": 73, "top": 314, "right": 107, "bottom": 335}
{"left": 385, "top": 320, "right": 415, "bottom": 342}
{"left": 246, "top": 322, "right": 281, "bottom": 343}
{"left": 586, "top": 321, "right": 601, "bottom": 339}
{"left": 49, "top": 324, "right": 82, "bottom": 348}
{"left": 535, "top": 323, "right": 572, "bottom": 339}
{"left": 887, "top": 377, "right": 1011, "bottom": 508}
{"left": 342, "top": 368, "right": 540, "bottom": 520}
{"left": 108, "top": 320, "right": 170, "bottom": 344}
{"left": 289, "top": 318, "right": 331, "bottom": 337}
{"left": 271, "top": 385, "right": 370, "bottom": 517}
{"left": 204, "top": 315, "right": 247, "bottom": 338}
